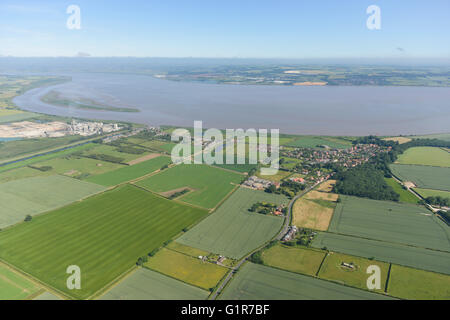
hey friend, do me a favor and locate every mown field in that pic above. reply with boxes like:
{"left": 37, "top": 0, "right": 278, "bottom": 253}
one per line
{"left": 136, "top": 164, "right": 242, "bottom": 209}
{"left": 145, "top": 248, "right": 228, "bottom": 290}
{"left": 390, "top": 164, "right": 450, "bottom": 191}
{"left": 384, "top": 178, "right": 419, "bottom": 204}
{"left": 100, "top": 268, "right": 209, "bottom": 300}
{"left": 413, "top": 188, "right": 450, "bottom": 200}
{"left": 85, "top": 156, "right": 171, "bottom": 186}
{"left": 286, "top": 136, "right": 352, "bottom": 149}
{"left": 0, "top": 112, "right": 37, "bottom": 123}
{"left": 0, "top": 262, "right": 42, "bottom": 300}
{"left": 292, "top": 190, "right": 337, "bottom": 231}
{"left": 219, "top": 263, "right": 391, "bottom": 300}
{"left": 0, "top": 185, "right": 208, "bottom": 299}
{"left": 311, "top": 232, "right": 450, "bottom": 275}
{"left": 395, "top": 147, "right": 450, "bottom": 167}
{"left": 329, "top": 195, "right": 450, "bottom": 251}
{"left": 177, "top": 187, "right": 288, "bottom": 259}
{"left": 388, "top": 265, "right": 450, "bottom": 299}
{"left": 318, "top": 252, "right": 389, "bottom": 293}
{"left": 0, "top": 175, "right": 106, "bottom": 229}
{"left": 261, "top": 244, "right": 325, "bottom": 276}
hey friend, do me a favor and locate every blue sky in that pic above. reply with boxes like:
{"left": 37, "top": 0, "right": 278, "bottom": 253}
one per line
{"left": 0, "top": 0, "right": 449, "bottom": 58}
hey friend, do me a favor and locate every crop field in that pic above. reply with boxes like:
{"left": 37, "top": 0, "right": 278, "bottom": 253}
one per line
{"left": 382, "top": 136, "right": 412, "bottom": 144}
{"left": 286, "top": 136, "right": 351, "bottom": 149}
{"left": 0, "top": 175, "right": 106, "bottom": 229}
{"left": 34, "top": 291, "right": 61, "bottom": 300}
{"left": 292, "top": 192, "right": 337, "bottom": 231}
{"left": 329, "top": 195, "right": 450, "bottom": 251}
{"left": 261, "top": 245, "right": 325, "bottom": 276}
{"left": 0, "top": 262, "right": 42, "bottom": 300}
{"left": 166, "top": 242, "right": 210, "bottom": 258}
{"left": 316, "top": 180, "right": 336, "bottom": 192}
{"left": 85, "top": 156, "right": 171, "bottom": 186}
{"left": 145, "top": 248, "right": 229, "bottom": 290}
{"left": 100, "top": 268, "right": 209, "bottom": 300}
{"left": 318, "top": 252, "right": 389, "bottom": 293}
{"left": 413, "top": 188, "right": 450, "bottom": 200}
{"left": 256, "top": 169, "right": 291, "bottom": 182}
{"left": 34, "top": 155, "right": 124, "bottom": 178}
{"left": 412, "top": 133, "right": 450, "bottom": 141}
{"left": 0, "top": 112, "right": 36, "bottom": 123}
{"left": 388, "top": 265, "right": 450, "bottom": 299}
{"left": 311, "top": 233, "right": 450, "bottom": 275}
{"left": 177, "top": 187, "right": 288, "bottom": 259}
{"left": 395, "top": 147, "right": 450, "bottom": 167}
{"left": 136, "top": 164, "right": 242, "bottom": 209}
{"left": 0, "top": 166, "right": 49, "bottom": 183}
{"left": 390, "top": 164, "right": 450, "bottom": 191}
{"left": 219, "top": 262, "right": 391, "bottom": 300}
{"left": 213, "top": 162, "right": 257, "bottom": 174}
{"left": 0, "top": 185, "right": 208, "bottom": 299}
{"left": 384, "top": 178, "right": 419, "bottom": 204}
{"left": 81, "top": 144, "right": 151, "bottom": 163}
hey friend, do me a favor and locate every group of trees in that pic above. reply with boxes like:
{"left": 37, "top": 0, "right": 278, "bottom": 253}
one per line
{"left": 425, "top": 196, "right": 450, "bottom": 208}
{"left": 265, "top": 180, "right": 306, "bottom": 199}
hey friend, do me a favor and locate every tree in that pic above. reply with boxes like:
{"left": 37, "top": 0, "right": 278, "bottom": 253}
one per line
{"left": 24, "top": 215, "right": 32, "bottom": 222}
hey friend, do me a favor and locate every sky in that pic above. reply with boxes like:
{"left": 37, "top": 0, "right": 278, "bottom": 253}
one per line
{"left": 0, "top": 0, "right": 449, "bottom": 59}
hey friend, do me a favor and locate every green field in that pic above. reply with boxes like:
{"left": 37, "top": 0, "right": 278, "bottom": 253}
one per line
{"left": 286, "top": 136, "right": 351, "bottom": 149}
{"left": 136, "top": 164, "right": 242, "bottom": 209}
{"left": 81, "top": 144, "right": 151, "bottom": 163}
{"left": 0, "top": 112, "right": 37, "bottom": 123}
{"left": 85, "top": 156, "right": 172, "bottom": 186}
{"left": 329, "top": 195, "right": 450, "bottom": 251}
{"left": 220, "top": 262, "right": 391, "bottom": 300}
{"left": 388, "top": 265, "right": 450, "bottom": 299}
{"left": 390, "top": 164, "right": 450, "bottom": 191}
{"left": 412, "top": 133, "right": 450, "bottom": 141}
{"left": 145, "top": 248, "right": 229, "bottom": 290}
{"left": 0, "top": 262, "right": 42, "bottom": 300}
{"left": 177, "top": 187, "right": 288, "bottom": 259}
{"left": 0, "top": 185, "right": 208, "bottom": 299}
{"left": 33, "top": 291, "right": 62, "bottom": 300}
{"left": 0, "top": 175, "right": 106, "bottom": 229}
{"left": 311, "top": 232, "right": 450, "bottom": 275}
{"left": 413, "top": 188, "right": 450, "bottom": 200}
{"left": 261, "top": 245, "right": 325, "bottom": 276}
{"left": 395, "top": 147, "right": 450, "bottom": 167}
{"left": 166, "top": 242, "right": 210, "bottom": 258}
{"left": 0, "top": 166, "right": 49, "bottom": 183}
{"left": 384, "top": 178, "right": 419, "bottom": 204}
{"left": 100, "top": 268, "right": 209, "bottom": 300}
{"left": 318, "top": 252, "right": 389, "bottom": 293}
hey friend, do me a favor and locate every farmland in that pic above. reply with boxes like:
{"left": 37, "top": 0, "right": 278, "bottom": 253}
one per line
{"left": 388, "top": 265, "right": 450, "bottom": 299}
{"left": 261, "top": 244, "right": 326, "bottom": 276}
{"left": 318, "top": 252, "right": 389, "bottom": 293}
{"left": 0, "top": 262, "right": 42, "bottom": 300}
{"left": 395, "top": 147, "right": 450, "bottom": 167}
{"left": 85, "top": 156, "right": 172, "bottom": 186}
{"left": 329, "top": 195, "right": 450, "bottom": 251}
{"left": 286, "top": 136, "right": 351, "bottom": 149}
{"left": 136, "top": 164, "right": 242, "bottom": 209}
{"left": 390, "top": 164, "right": 450, "bottom": 191}
{"left": 0, "top": 175, "right": 106, "bottom": 229}
{"left": 292, "top": 191, "right": 337, "bottom": 231}
{"left": 0, "top": 185, "right": 208, "bottom": 299}
{"left": 145, "top": 248, "right": 229, "bottom": 290}
{"left": 177, "top": 187, "right": 288, "bottom": 259}
{"left": 100, "top": 268, "right": 209, "bottom": 300}
{"left": 80, "top": 144, "right": 152, "bottom": 163}
{"left": 384, "top": 178, "right": 419, "bottom": 204}
{"left": 219, "top": 263, "right": 391, "bottom": 300}
{"left": 413, "top": 188, "right": 450, "bottom": 200}
{"left": 311, "top": 233, "right": 450, "bottom": 275}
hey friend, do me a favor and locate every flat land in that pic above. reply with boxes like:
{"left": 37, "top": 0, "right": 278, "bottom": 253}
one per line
{"left": 177, "top": 187, "right": 288, "bottom": 259}
{"left": 383, "top": 137, "right": 412, "bottom": 144}
{"left": 145, "top": 248, "right": 228, "bottom": 290}
{"left": 100, "top": 268, "right": 209, "bottom": 300}
{"left": 219, "top": 263, "right": 391, "bottom": 300}
{"left": 0, "top": 175, "right": 106, "bottom": 229}
{"left": 81, "top": 144, "right": 151, "bottom": 163}
{"left": 316, "top": 180, "right": 336, "bottom": 192}
{"left": 311, "top": 232, "right": 450, "bottom": 275}
{"left": 292, "top": 193, "right": 337, "bottom": 231}
{"left": 395, "top": 147, "right": 450, "bottom": 167}
{"left": 0, "top": 185, "right": 208, "bottom": 299}
{"left": 384, "top": 178, "right": 419, "bottom": 204}
{"left": 0, "top": 166, "right": 49, "bottom": 183}
{"left": 261, "top": 245, "right": 325, "bottom": 276}
{"left": 390, "top": 164, "right": 450, "bottom": 192}
{"left": 256, "top": 169, "right": 291, "bottom": 182}
{"left": 412, "top": 133, "right": 450, "bottom": 141}
{"left": 136, "top": 164, "right": 242, "bottom": 209}
{"left": 286, "top": 136, "right": 351, "bottom": 149}
{"left": 127, "top": 153, "right": 160, "bottom": 165}
{"left": 33, "top": 291, "right": 62, "bottom": 300}
{"left": 413, "top": 188, "right": 450, "bottom": 200}
{"left": 318, "top": 252, "right": 389, "bottom": 293}
{"left": 0, "top": 262, "right": 42, "bottom": 300}
{"left": 329, "top": 195, "right": 450, "bottom": 251}
{"left": 166, "top": 242, "right": 210, "bottom": 258}
{"left": 388, "top": 265, "right": 450, "bottom": 299}
{"left": 85, "top": 156, "right": 171, "bottom": 186}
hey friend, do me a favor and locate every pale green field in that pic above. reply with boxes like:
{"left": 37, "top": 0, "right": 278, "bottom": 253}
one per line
{"left": 396, "top": 147, "right": 450, "bottom": 167}
{"left": 0, "top": 262, "right": 42, "bottom": 300}
{"left": 145, "top": 248, "right": 229, "bottom": 290}
{"left": 388, "top": 265, "right": 450, "bottom": 299}
{"left": 414, "top": 188, "right": 450, "bottom": 199}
